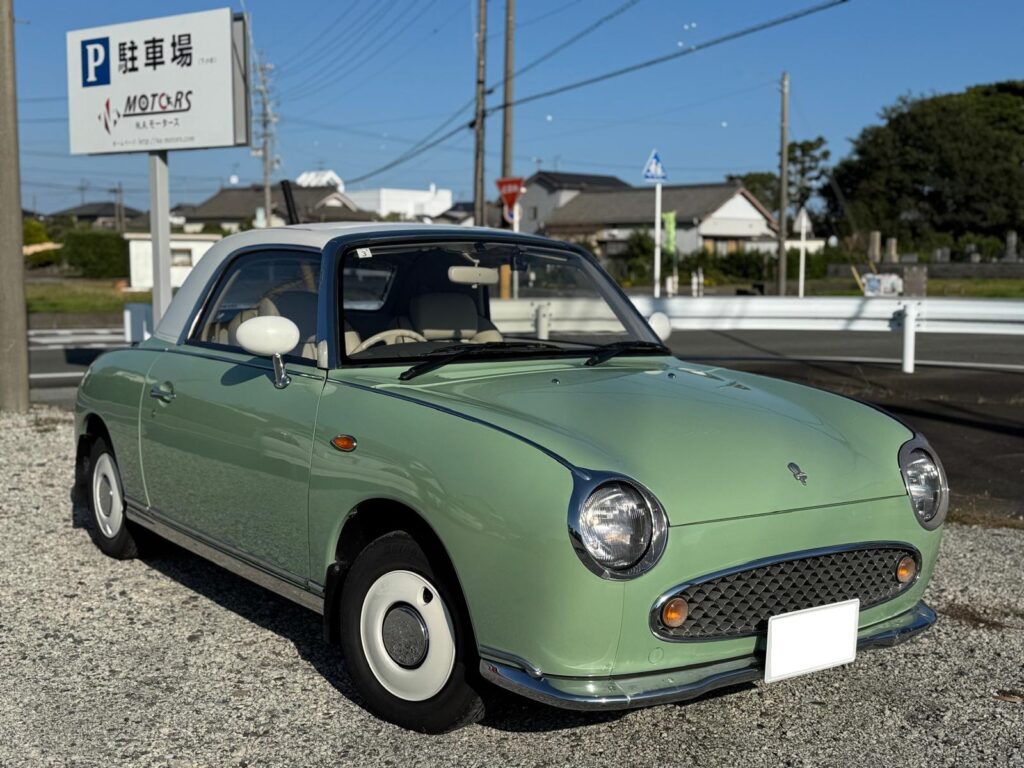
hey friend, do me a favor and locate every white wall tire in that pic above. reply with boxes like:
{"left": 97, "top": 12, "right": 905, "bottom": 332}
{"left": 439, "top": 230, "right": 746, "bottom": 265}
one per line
{"left": 359, "top": 570, "right": 456, "bottom": 702}
{"left": 339, "top": 531, "right": 485, "bottom": 733}
{"left": 92, "top": 453, "right": 124, "bottom": 539}
{"left": 86, "top": 437, "right": 139, "bottom": 559}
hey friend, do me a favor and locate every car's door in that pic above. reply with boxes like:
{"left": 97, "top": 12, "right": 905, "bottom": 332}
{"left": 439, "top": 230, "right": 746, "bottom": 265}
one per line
{"left": 140, "top": 247, "right": 325, "bottom": 580}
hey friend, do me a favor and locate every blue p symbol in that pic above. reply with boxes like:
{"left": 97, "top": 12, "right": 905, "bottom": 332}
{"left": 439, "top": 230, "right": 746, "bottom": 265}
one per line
{"left": 81, "top": 38, "right": 110, "bottom": 87}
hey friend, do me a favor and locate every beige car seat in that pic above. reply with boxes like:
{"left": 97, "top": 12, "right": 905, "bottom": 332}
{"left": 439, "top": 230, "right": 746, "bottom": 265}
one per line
{"left": 405, "top": 293, "right": 503, "bottom": 343}
{"left": 256, "top": 290, "right": 319, "bottom": 359}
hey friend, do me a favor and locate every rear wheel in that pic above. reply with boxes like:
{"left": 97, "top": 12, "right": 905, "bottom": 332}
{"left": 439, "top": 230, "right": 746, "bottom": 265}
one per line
{"left": 339, "top": 531, "right": 485, "bottom": 733}
{"left": 86, "top": 438, "right": 139, "bottom": 559}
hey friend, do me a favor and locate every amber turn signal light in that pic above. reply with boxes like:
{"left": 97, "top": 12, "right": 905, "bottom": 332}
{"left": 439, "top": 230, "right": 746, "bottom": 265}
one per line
{"left": 895, "top": 555, "right": 918, "bottom": 584}
{"left": 661, "top": 597, "right": 689, "bottom": 628}
{"left": 331, "top": 435, "right": 358, "bottom": 452}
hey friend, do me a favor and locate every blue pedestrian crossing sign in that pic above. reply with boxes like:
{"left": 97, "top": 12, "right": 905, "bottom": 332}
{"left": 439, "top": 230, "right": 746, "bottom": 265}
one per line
{"left": 642, "top": 149, "right": 667, "bottom": 182}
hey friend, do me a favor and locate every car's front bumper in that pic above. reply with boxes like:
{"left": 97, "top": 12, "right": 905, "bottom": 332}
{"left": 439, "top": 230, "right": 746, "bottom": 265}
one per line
{"left": 480, "top": 601, "right": 935, "bottom": 711}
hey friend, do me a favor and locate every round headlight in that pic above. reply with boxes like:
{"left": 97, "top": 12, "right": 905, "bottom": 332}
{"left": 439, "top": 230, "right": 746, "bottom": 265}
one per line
{"left": 903, "top": 448, "right": 943, "bottom": 525}
{"left": 578, "top": 482, "right": 653, "bottom": 570}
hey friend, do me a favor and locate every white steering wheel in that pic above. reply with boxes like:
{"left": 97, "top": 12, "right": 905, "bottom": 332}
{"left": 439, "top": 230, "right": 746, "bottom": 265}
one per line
{"left": 351, "top": 328, "right": 429, "bottom": 355}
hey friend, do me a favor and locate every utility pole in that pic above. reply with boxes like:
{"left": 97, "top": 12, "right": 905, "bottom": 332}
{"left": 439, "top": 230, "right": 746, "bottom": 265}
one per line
{"left": 0, "top": 0, "right": 29, "bottom": 412}
{"left": 472, "top": 0, "right": 487, "bottom": 226}
{"left": 777, "top": 71, "right": 790, "bottom": 296}
{"left": 501, "top": 0, "right": 514, "bottom": 180}
{"left": 254, "top": 53, "right": 276, "bottom": 227}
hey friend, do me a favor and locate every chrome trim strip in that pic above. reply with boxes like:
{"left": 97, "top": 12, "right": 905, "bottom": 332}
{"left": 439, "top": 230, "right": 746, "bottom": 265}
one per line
{"left": 478, "top": 645, "right": 544, "bottom": 680}
{"left": 124, "top": 499, "right": 324, "bottom": 614}
{"left": 567, "top": 472, "right": 669, "bottom": 581}
{"left": 898, "top": 433, "right": 949, "bottom": 530}
{"left": 649, "top": 540, "right": 922, "bottom": 642}
{"left": 480, "top": 600, "right": 936, "bottom": 711}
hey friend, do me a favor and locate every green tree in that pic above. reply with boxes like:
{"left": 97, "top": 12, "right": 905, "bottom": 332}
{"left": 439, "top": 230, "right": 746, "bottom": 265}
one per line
{"left": 823, "top": 81, "right": 1024, "bottom": 241}
{"left": 22, "top": 218, "right": 48, "bottom": 245}
{"left": 788, "top": 136, "right": 830, "bottom": 211}
{"left": 728, "top": 136, "right": 831, "bottom": 217}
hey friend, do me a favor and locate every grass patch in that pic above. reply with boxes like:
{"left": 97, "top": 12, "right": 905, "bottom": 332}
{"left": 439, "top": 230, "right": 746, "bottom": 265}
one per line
{"left": 26, "top": 280, "right": 150, "bottom": 314}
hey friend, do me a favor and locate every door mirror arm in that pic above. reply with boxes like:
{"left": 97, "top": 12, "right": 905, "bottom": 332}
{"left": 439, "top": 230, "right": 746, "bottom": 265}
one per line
{"left": 272, "top": 353, "right": 291, "bottom": 390}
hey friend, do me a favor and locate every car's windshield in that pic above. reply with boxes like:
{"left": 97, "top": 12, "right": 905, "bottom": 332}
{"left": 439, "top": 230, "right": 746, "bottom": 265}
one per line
{"left": 340, "top": 240, "right": 662, "bottom": 364}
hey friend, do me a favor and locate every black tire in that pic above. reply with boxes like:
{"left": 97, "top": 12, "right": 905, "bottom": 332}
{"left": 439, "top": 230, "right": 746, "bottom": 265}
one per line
{"left": 339, "top": 531, "right": 485, "bottom": 733}
{"left": 85, "top": 437, "right": 139, "bottom": 559}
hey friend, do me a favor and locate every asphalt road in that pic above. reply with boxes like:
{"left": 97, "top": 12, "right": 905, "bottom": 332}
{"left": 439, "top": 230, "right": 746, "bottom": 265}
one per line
{"left": 2, "top": 409, "right": 1022, "bottom": 766}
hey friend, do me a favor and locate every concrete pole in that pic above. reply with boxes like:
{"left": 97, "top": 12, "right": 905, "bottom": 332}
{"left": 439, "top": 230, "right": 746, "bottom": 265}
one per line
{"left": 472, "top": 0, "right": 487, "bottom": 226}
{"left": 149, "top": 151, "right": 172, "bottom": 325}
{"left": 0, "top": 0, "right": 28, "bottom": 412}
{"left": 798, "top": 213, "right": 807, "bottom": 298}
{"left": 653, "top": 182, "right": 662, "bottom": 298}
{"left": 777, "top": 72, "right": 789, "bottom": 296}
{"left": 901, "top": 302, "right": 917, "bottom": 374}
{"left": 501, "top": 0, "right": 514, "bottom": 179}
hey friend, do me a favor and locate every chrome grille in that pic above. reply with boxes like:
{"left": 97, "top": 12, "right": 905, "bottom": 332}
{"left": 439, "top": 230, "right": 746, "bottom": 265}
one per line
{"left": 656, "top": 545, "right": 918, "bottom": 640}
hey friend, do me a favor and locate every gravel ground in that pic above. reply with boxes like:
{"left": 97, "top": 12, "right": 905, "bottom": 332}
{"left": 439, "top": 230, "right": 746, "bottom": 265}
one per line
{"left": 1, "top": 408, "right": 1022, "bottom": 767}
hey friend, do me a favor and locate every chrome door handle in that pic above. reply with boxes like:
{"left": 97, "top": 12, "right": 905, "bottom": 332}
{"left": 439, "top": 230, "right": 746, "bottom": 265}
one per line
{"left": 149, "top": 384, "right": 175, "bottom": 402}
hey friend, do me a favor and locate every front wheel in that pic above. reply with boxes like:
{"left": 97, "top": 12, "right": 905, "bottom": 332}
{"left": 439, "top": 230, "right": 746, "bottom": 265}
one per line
{"left": 85, "top": 438, "right": 140, "bottom": 559}
{"left": 339, "top": 531, "right": 485, "bottom": 733}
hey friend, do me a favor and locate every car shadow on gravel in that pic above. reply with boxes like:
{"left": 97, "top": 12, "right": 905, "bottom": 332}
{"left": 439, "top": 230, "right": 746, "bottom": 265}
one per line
{"left": 71, "top": 499, "right": 735, "bottom": 733}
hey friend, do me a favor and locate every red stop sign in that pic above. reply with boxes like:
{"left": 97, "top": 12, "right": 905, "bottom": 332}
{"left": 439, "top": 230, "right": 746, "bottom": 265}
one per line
{"left": 495, "top": 177, "right": 525, "bottom": 209}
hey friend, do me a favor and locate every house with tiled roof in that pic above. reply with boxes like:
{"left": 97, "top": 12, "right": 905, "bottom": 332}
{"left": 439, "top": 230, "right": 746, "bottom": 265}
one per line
{"left": 182, "top": 184, "right": 373, "bottom": 233}
{"left": 544, "top": 181, "right": 777, "bottom": 258}
{"left": 518, "top": 170, "right": 630, "bottom": 234}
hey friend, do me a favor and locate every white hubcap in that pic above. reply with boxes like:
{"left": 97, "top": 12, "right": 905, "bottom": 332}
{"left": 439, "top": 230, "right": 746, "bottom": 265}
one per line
{"left": 92, "top": 453, "right": 123, "bottom": 539}
{"left": 359, "top": 570, "right": 456, "bottom": 701}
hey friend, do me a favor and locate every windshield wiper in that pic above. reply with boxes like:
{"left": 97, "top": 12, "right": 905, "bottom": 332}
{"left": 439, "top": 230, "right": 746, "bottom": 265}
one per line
{"left": 399, "top": 341, "right": 563, "bottom": 382}
{"left": 584, "top": 340, "right": 670, "bottom": 367}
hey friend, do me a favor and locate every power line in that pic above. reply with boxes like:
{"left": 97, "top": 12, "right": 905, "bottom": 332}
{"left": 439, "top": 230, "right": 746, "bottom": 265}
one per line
{"left": 286, "top": 0, "right": 439, "bottom": 103}
{"left": 486, "top": 0, "right": 849, "bottom": 116}
{"left": 341, "top": 0, "right": 849, "bottom": 184}
{"left": 274, "top": 0, "right": 367, "bottom": 77}
{"left": 278, "top": 0, "right": 400, "bottom": 86}
{"left": 328, "top": 0, "right": 646, "bottom": 184}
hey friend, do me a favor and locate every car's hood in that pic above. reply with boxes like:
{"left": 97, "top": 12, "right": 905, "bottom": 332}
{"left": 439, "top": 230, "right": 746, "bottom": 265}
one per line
{"left": 359, "top": 357, "right": 913, "bottom": 526}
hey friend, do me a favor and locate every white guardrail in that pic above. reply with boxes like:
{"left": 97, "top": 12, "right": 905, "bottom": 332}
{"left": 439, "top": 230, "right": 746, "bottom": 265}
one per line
{"left": 126, "top": 297, "right": 1024, "bottom": 375}
{"left": 491, "top": 296, "right": 1024, "bottom": 374}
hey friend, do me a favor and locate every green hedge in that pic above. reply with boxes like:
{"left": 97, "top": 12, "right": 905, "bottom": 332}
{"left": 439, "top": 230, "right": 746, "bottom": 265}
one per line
{"left": 61, "top": 230, "right": 129, "bottom": 278}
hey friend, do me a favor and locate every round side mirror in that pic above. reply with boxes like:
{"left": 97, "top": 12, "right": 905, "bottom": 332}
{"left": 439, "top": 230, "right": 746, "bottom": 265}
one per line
{"left": 648, "top": 311, "right": 672, "bottom": 342}
{"left": 235, "top": 315, "right": 300, "bottom": 358}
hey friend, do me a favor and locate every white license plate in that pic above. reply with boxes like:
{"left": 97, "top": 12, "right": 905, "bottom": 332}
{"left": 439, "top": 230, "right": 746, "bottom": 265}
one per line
{"left": 764, "top": 599, "right": 860, "bottom": 683}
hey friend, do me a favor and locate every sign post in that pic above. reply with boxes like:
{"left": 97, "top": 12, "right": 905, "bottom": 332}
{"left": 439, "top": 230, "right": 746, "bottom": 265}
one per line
{"left": 662, "top": 210, "right": 677, "bottom": 297}
{"left": 496, "top": 176, "right": 525, "bottom": 299}
{"left": 642, "top": 149, "right": 667, "bottom": 298}
{"left": 67, "top": 9, "right": 250, "bottom": 324}
{"left": 795, "top": 206, "right": 811, "bottom": 298}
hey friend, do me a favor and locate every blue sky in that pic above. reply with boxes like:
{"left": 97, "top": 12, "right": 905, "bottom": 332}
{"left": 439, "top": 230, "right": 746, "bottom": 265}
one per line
{"left": 15, "top": 0, "right": 1024, "bottom": 213}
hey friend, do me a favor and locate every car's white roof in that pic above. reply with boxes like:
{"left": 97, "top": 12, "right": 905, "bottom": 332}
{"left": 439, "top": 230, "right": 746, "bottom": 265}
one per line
{"left": 153, "top": 222, "right": 512, "bottom": 343}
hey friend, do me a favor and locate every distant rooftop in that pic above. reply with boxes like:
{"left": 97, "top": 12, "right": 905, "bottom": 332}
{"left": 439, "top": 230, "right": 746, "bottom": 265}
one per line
{"left": 527, "top": 170, "right": 631, "bottom": 193}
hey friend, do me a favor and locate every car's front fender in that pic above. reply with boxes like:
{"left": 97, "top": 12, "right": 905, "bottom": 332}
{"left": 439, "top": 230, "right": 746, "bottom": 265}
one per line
{"left": 309, "top": 374, "right": 626, "bottom": 677}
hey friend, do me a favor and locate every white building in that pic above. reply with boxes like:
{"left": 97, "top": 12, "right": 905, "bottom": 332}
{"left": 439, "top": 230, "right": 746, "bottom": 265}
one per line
{"left": 126, "top": 232, "right": 222, "bottom": 290}
{"left": 346, "top": 184, "right": 453, "bottom": 220}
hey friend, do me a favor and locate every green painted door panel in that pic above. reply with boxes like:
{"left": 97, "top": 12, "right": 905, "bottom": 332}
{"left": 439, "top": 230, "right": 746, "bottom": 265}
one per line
{"left": 310, "top": 375, "right": 626, "bottom": 678}
{"left": 140, "top": 348, "right": 325, "bottom": 578}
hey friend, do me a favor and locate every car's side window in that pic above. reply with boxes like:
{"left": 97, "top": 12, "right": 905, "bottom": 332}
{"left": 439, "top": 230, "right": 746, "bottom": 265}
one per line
{"left": 193, "top": 250, "right": 321, "bottom": 361}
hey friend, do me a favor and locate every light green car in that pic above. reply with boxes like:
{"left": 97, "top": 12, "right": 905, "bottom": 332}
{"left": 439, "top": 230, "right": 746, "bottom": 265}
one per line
{"left": 75, "top": 223, "right": 947, "bottom": 733}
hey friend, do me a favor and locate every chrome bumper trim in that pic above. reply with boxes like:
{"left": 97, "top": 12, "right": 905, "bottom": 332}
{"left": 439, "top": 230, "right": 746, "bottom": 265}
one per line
{"left": 479, "top": 600, "right": 936, "bottom": 711}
